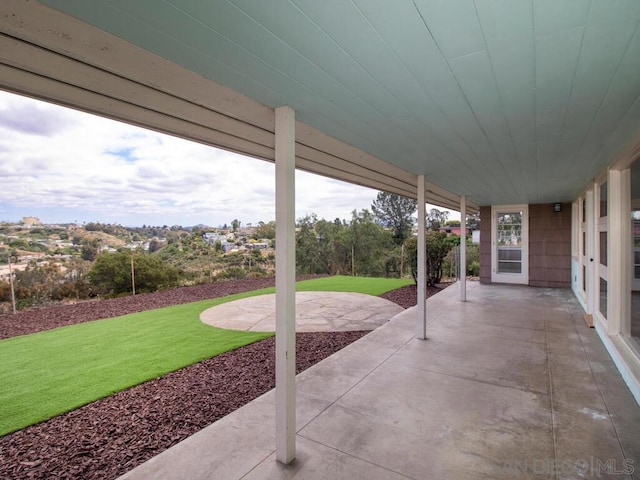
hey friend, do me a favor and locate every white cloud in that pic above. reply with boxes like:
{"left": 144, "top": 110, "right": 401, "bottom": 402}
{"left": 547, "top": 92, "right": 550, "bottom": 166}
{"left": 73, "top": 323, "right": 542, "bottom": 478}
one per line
{"left": 0, "top": 91, "right": 386, "bottom": 226}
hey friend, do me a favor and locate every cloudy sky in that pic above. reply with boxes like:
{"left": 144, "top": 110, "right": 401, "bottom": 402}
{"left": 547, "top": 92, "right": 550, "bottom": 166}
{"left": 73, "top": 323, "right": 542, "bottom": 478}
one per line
{"left": 0, "top": 90, "right": 455, "bottom": 227}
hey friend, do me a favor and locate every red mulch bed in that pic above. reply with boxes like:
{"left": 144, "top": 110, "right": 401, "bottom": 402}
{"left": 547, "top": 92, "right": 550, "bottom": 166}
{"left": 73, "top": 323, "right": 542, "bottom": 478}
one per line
{"left": 379, "top": 283, "right": 444, "bottom": 309}
{"left": 0, "top": 278, "right": 441, "bottom": 480}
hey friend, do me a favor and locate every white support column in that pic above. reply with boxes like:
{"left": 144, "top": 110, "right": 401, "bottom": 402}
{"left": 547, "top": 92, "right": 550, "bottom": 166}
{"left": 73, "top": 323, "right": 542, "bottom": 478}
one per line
{"left": 275, "top": 106, "right": 296, "bottom": 464}
{"left": 417, "top": 175, "right": 427, "bottom": 339}
{"left": 460, "top": 195, "right": 467, "bottom": 302}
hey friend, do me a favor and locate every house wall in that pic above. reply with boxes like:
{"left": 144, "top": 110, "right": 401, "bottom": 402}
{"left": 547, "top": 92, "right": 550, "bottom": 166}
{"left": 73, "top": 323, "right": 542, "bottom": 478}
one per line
{"left": 478, "top": 203, "right": 571, "bottom": 287}
{"left": 528, "top": 203, "right": 572, "bottom": 287}
{"left": 479, "top": 206, "right": 491, "bottom": 284}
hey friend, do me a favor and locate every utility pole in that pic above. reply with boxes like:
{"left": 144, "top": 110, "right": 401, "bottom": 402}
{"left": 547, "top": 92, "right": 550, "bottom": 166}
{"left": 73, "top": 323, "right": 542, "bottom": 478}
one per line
{"left": 351, "top": 245, "right": 355, "bottom": 277}
{"left": 130, "top": 252, "right": 136, "bottom": 296}
{"left": 7, "top": 252, "right": 16, "bottom": 314}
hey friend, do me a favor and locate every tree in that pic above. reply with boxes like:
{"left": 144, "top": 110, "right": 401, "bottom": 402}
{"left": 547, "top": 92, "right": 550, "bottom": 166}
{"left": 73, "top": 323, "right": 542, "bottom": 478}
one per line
{"left": 148, "top": 239, "right": 163, "bottom": 253}
{"left": 63, "top": 257, "right": 92, "bottom": 299}
{"left": 231, "top": 219, "right": 240, "bottom": 232}
{"left": 466, "top": 212, "right": 480, "bottom": 231}
{"left": 425, "top": 208, "right": 449, "bottom": 231}
{"left": 346, "top": 209, "right": 394, "bottom": 277}
{"left": 81, "top": 239, "right": 99, "bottom": 261}
{"left": 371, "top": 192, "right": 417, "bottom": 244}
{"left": 295, "top": 210, "right": 393, "bottom": 277}
{"left": 255, "top": 221, "right": 276, "bottom": 240}
{"left": 14, "top": 261, "right": 61, "bottom": 305}
{"left": 295, "top": 214, "right": 342, "bottom": 275}
{"left": 404, "top": 231, "right": 454, "bottom": 286}
{"left": 89, "top": 251, "right": 180, "bottom": 296}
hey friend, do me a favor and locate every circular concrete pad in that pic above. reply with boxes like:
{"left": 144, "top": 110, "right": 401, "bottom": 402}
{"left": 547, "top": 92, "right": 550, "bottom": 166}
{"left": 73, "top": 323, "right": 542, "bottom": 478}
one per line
{"left": 200, "top": 291, "right": 404, "bottom": 332}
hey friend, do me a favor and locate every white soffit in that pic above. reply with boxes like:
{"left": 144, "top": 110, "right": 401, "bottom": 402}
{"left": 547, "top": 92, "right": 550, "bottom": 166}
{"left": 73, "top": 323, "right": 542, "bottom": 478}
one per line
{"left": 27, "top": 0, "right": 640, "bottom": 207}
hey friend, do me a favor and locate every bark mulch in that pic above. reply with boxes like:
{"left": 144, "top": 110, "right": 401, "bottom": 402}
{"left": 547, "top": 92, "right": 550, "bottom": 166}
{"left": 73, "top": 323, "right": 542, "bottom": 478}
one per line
{"left": 0, "top": 276, "right": 323, "bottom": 340}
{"left": 0, "top": 279, "right": 442, "bottom": 480}
{"left": 379, "top": 283, "right": 444, "bottom": 309}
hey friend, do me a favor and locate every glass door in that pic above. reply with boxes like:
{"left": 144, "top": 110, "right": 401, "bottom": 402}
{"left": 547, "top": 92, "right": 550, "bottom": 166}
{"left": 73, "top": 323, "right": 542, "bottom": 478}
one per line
{"left": 596, "top": 180, "right": 608, "bottom": 324}
{"left": 492, "top": 205, "right": 528, "bottom": 284}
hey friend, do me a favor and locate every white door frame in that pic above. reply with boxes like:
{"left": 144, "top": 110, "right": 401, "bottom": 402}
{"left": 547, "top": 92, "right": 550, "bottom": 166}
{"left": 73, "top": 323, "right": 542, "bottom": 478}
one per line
{"left": 582, "top": 188, "right": 596, "bottom": 315}
{"left": 595, "top": 177, "right": 609, "bottom": 328}
{"left": 491, "top": 204, "right": 529, "bottom": 285}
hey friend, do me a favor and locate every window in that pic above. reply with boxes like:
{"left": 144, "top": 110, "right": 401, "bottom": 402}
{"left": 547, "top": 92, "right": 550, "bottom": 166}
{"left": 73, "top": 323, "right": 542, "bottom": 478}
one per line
{"left": 497, "top": 212, "right": 523, "bottom": 274}
{"left": 600, "top": 231, "right": 607, "bottom": 266}
{"left": 600, "top": 278, "right": 607, "bottom": 317}
{"left": 580, "top": 194, "right": 589, "bottom": 298}
{"left": 634, "top": 209, "right": 640, "bottom": 281}
{"left": 492, "top": 205, "right": 528, "bottom": 285}
{"left": 600, "top": 182, "right": 608, "bottom": 218}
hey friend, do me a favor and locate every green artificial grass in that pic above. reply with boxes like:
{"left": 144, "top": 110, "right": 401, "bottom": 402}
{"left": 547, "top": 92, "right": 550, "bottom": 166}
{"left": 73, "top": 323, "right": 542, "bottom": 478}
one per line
{"left": 295, "top": 275, "right": 412, "bottom": 295}
{"left": 0, "top": 276, "right": 411, "bottom": 436}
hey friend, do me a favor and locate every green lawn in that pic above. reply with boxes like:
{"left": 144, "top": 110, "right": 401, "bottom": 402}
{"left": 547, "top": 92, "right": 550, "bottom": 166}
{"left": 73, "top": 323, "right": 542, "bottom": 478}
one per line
{"left": 295, "top": 275, "right": 412, "bottom": 296}
{"left": 0, "top": 276, "right": 411, "bottom": 436}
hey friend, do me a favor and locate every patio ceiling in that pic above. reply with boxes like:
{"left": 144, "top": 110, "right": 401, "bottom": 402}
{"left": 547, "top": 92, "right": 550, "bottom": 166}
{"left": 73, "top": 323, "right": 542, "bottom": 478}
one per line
{"left": 3, "top": 1, "right": 640, "bottom": 209}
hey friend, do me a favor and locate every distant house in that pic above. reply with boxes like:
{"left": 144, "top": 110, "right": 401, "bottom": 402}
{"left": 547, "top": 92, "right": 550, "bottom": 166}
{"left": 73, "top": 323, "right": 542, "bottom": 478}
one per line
{"left": 238, "top": 226, "right": 257, "bottom": 237}
{"left": 222, "top": 243, "right": 238, "bottom": 253}
{"left": 21, "top": 216, "right": 41, "bottom": 227}
{"left": 246, "top": 242, "right": 269, "bottom": 250}
{"left": 203, "top": 232, "right": 226, "bottom": 244}
{"left": 438, "top": 225, "right": 470, "bottom": 236}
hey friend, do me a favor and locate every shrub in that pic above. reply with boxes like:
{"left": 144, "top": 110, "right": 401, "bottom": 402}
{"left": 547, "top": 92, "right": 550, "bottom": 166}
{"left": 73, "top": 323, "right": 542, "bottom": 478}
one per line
{"left": 215, "top": 266, "right": 247, "bottom": 280}
{"left": 89, "top": 252, "right": 181, "bottom": 296}
{"left": 404, "top": 232, "right": 454, "bottom": 286}
{"left": 468, "top": 260, "right": 480, "bottom": 277}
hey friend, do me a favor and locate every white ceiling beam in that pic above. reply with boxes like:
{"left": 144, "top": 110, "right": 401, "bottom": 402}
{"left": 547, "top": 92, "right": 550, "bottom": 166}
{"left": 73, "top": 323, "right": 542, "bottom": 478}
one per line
{"left": 0, "top": 64, "right": 275, "bottom": 161}
{"left": 0, "top": 0, "right": 275, "bottom": 132}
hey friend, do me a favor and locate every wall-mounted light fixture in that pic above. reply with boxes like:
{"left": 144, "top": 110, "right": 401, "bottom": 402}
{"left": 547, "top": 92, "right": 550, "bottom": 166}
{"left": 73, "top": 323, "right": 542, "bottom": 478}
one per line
{"left": 553, "top": 203, "right": 562, "bottom": 212}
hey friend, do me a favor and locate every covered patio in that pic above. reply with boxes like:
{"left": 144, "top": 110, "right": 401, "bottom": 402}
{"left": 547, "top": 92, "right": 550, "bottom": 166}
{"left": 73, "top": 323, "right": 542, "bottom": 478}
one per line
{"left": 120, "top": 282, "right": 640, "bottom": 479}
{"left": 3, "top": 1, "right": 640, "bottom": 475}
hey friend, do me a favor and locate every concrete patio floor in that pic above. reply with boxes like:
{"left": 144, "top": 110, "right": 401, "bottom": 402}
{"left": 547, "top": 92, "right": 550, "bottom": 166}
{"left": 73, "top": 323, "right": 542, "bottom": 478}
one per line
{"left": 120, "top": 281, "right": 640, "bottom": 480}
{"left": 200, "top": 291, "right": 404, "bottom": 332}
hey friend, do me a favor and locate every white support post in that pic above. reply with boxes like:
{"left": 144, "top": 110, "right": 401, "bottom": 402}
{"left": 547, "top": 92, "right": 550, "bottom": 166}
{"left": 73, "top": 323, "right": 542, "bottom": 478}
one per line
{"left": 275, "top": 106, "right": 296, "bottom": 464}
{"left": 417, "top": 175, "right": 427, "bottom": 339}
{"left": 460, "top": 195, "right": 467, "bottom": 302}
